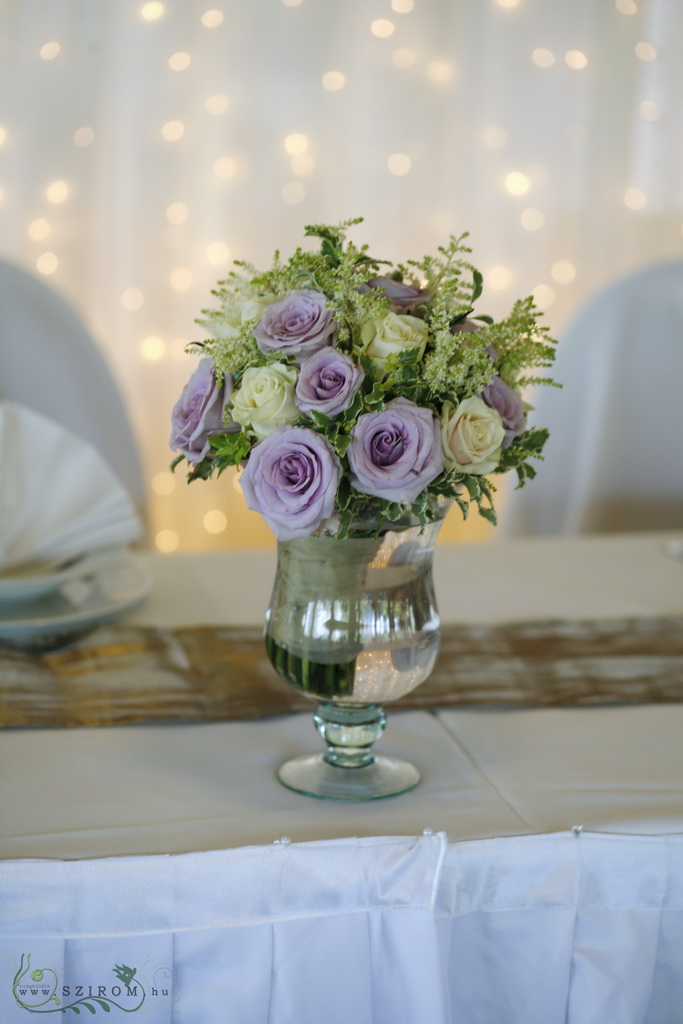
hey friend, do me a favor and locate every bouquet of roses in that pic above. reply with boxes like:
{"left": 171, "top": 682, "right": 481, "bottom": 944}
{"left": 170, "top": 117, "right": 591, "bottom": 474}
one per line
{"left": 170, "top": 218, "right": 557, "bottom": 540}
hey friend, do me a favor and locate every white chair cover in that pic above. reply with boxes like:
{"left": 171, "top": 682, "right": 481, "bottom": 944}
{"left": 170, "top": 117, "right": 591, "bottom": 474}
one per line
{"left": 502, "top": 261, "right": 683, "bottom": 535}
{"left": 0, "top": 258, "right": 146, "bottom": 519}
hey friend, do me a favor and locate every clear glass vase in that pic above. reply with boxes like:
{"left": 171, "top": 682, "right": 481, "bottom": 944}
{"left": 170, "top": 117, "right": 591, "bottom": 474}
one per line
{"left": 264, "top": 501, "right": 450, "bottom": 800}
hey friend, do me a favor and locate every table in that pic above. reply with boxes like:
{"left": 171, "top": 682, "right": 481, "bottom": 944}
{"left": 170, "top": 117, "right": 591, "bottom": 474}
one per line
{"left": 2, "top": 531, "right": 682, "bottom": 1023}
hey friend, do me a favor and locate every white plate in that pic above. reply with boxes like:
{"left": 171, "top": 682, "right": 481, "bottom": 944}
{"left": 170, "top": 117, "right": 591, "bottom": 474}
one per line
{"left": 0, "top": 549, "right": 124, "bottom": 604}
{"left": 0, "top": 553, "right": 151, "bottom": 647}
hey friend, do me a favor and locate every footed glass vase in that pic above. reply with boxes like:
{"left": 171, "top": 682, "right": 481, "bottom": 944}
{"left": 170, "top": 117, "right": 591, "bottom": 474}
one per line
{"left": 265, "top": 502, "right": 449, "bottom": 800}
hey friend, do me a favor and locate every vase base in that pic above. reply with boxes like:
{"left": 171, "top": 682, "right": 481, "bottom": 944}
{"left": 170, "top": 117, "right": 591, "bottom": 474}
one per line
{"left": 277, "top": 753, "right": 420, "bottom": 801}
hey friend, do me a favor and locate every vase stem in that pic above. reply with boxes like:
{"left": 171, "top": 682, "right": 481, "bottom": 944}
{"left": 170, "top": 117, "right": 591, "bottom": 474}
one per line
{"left": 314, "top": 702, "right": 386, "bottom": 769}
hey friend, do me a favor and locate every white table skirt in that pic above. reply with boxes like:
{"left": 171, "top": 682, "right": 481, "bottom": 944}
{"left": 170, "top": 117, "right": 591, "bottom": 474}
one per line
{"left": 2, "top": 531, "right": 683, "bottom": 1023}
{"left": 2, "top": 832, "right": 682, "bottom": 1023}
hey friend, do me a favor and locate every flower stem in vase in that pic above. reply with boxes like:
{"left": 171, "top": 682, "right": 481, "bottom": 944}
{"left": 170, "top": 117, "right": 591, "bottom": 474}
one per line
{"left": 264, "top": 534, "right": 382, "bottom": 700}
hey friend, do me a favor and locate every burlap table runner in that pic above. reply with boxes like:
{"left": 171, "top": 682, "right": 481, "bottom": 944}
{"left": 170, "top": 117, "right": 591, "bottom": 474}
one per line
{"left": 1, "top": 617, "right": 682, "bottom": 728}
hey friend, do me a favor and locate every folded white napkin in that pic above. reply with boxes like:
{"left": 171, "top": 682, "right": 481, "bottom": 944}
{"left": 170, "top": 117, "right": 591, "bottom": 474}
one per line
{"left": 0, "top": 401, "right": 143, "bottom": 574}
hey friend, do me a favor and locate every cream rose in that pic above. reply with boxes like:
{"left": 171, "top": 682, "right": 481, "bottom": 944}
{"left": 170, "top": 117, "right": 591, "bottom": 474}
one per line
{"left": 230, "top": 363, "right": 299, "bottom": 439}
{"left": 360, "top": 311, "right": 429, "bottom": 370}
{"left": 440, "top": 396, "right": 505, "bottom": 475}
{"left": 210, "top": 294, "right": 276, "bottom": 337}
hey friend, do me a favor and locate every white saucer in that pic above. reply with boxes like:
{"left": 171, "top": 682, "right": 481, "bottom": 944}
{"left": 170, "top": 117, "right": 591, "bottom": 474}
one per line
{"left": 0, "top": 549, "right": 124, "bottom": 605}
{"left": 0, "top": 553, "right": 151, "bottom": 645}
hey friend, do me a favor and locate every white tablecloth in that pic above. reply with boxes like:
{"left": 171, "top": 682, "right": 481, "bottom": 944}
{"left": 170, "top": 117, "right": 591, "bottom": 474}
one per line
{"left": 2, "top": 531, "right": 683, "bottom": 1023}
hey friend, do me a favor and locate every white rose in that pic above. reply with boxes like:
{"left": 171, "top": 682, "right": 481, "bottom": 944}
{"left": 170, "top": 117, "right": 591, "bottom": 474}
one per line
{"left": 361, "top": 312, "right": 429, "bottom": 370}
{"left": 440, "top": 396, "right": 505, "bottom": 475}
{"left": 209, "top": 293, "right": 275, "bottom": 336}
{"left": 231, "top": 363, "right": 299, "bottom": 439}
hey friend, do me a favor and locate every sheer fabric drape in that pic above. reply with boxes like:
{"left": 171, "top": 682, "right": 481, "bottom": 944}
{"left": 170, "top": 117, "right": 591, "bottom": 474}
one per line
{"left": 0, "top": 0, "right": 681, "bottom": 547}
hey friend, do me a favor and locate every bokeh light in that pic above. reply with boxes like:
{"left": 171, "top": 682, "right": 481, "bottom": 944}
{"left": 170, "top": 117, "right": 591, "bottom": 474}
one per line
{"left": 387, "top": 153, "right": 412, "bottom": 175}
{"left": 46, "top": 180, "right": 69, "bottom": 203}
{"left": 505, "top": 172, "right": 530, "bottom": 196}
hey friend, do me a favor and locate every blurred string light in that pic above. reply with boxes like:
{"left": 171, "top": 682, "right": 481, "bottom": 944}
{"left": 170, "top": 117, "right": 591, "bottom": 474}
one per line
{"left": 496, "top": 0, "right": 520, "bottom": 8}
{"left": 40, "top": 41, "right": 60, "bottom": 60}
{"left": 291, "top": 153, "right": 314, "bottom": 175}
{"left": 73, "top": 126, "right": 94, "bottom": 147}
{"left": 155, "top": 529, "right": 178, "bottom": 553}
{"left": 206, "top": 94, "right": 229, "bottom": 113}
{"left": 46, "top": 180, "right": 69, "bottom": 203}
{"left": 565, "top": 50, "right": 588, "bottom": 69}
{"left": 140, "top": 2, "right": 164, "bottom": 21}
{"left": 206, "top": 242, "right": 230, "bottom": 265}
{"left": 201, "top": 10, "right": 224, "bottom": 27}
{"left": 392, "top": 49, "right": 415, "bottom": 67}
{"left": 615, "top": 0, "right": 637, "bottom": 13}
{"left": 214, "top": 157, "right": 237, "bottom": 178}
{"left": 487, "top": 266, "right": 513, "bottom": 290}
{"left": 121, "top": 287, "right": 144, "bottom": 310}
{"left": 284, "top": 133, "right": 308, "bottom": 155}
{"left": 322, "top": 71, "right": 345, "bottom": 91}
{"left": 162, "top": 120, "right": 184, "bottom": 141}
{"left": 282, "top": 0, "right": 303, "bottom": 6}
{"left": 282, "top": 181, "right": 305, "bottom": 204}
{"left": 520, "top": 208, "right": 545, "bottom": 231}
{"left": 170, "top": 268, "right": 193, "bottom": 291}
{"left": 169, "top": 52, "right": 191, "bottom": 70}
{"left": 203, "top": 509, "right": 227, "bottom": 534}
{"left": 387, "top": 153, "right": 412, "bottom": 175}
{"left": 505, "top": 172, "right": 530, "bottom": 195}
{"left": 152, "top": 471, "right": 176, "bottom": 496}
{"left": 532, "top": 284, "right": 555, "bottom": 308}
{"left": 166, "top": 201, "right": 189, "bottom": 224}
{"left": 635, "top": 42, "right": 656, "bottom": 60}
{"left": 0, "top": 127, "right": 6, "bottom": 145}
{"left": 427, "top": 61, "right": 453, "bottom": 82}
{"left": 391, "top": 0, "right": 414, "bottom": 11}
{"left": 371, "top": 19, "right": 395, "bottom": 37}
{"left": 624, "top": 187, "right": 647, "bottom": 210}
{"left": 532, "top": 48, "right": 555, "bottom": 68}
{"left": 483, "top": 126, "right": 507, "bottom": 148}
{"left": 141, "top": 335, "right": 165, "bottom": 360}
{"left": 639, "top": 100, "right": 661, "bottom": 121}
{"left": 551, "top": 260, "right": 576, "bottom": 283}
{"left": 36, "top": 252, "right": 58, "bottom": 275}
{"left": 28, "top": 218, "right": 50, "bottom": 240}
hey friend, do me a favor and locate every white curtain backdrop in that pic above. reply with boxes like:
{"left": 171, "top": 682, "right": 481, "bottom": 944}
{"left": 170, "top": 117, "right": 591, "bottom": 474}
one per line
{"left": 1, "top": 0, "right": 682, "bottom": 550}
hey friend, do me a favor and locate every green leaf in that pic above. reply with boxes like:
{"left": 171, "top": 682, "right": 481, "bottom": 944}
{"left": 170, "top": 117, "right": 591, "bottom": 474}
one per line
{"left": 209, "top": 430, "right": 253, "bottom": 466}
{"left": 94, "top": 1000, "right": 111, "bottom": 1012}
{"left": 333, "top": 433, "right": 352, "bottom": 457}
{"left": 309, "top": 409, "right": 332, "bottom": 429}
{"left": 341, "top": 390, "right": 363, "bottom": 425}
{"left": 471, "top": 268, "right": 483, "bottom": 303}
{"left": 170, "top": 453, "right": 185, "bottom": 473}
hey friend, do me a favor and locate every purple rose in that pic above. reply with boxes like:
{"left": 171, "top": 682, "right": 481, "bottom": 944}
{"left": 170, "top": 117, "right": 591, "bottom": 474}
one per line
{"left": 254, "top": 290, "right": 337, "bottom": 360}
{"left": 481, "top": 376, "right": 526, "bottom": 448}
{"left": 295, "top": 348, "right": 364, "bottom": 418}
{"left": 347, "top": 396, "right": 444, "bottom": 505}
{"left": 170, "top": 358, "right": 232, "bottom": 464}
{"left": 364, "top": 276, "right": 432, "bottom": 312}
{"left": 239, "top": 426, "right": 342, "bottom": 540}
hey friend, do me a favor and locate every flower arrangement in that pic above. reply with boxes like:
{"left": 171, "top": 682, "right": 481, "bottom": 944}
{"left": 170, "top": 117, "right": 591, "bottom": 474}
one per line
{"left": 170, "top": 218, "right": 557, "bottom": 540}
